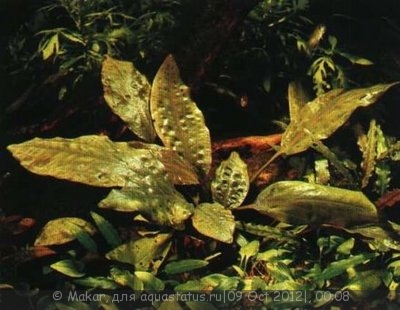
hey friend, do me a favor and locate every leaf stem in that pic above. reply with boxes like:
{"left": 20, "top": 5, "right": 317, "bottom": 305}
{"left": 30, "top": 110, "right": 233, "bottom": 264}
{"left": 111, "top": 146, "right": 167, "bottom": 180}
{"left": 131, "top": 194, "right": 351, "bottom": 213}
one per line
{"left": 250, "top": 151, "right": 282, "bottom": 183}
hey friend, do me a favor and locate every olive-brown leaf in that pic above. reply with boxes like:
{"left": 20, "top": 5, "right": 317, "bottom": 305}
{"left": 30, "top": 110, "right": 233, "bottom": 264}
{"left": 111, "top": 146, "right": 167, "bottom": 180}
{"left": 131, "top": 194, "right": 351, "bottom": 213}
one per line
{"left": 357, "top": 119, "right": 378, "bottom": 188}
{"left": 106, "top": 233, "right": 172, "bottom": 273}
{"left": 281, "top": 82, "right": 399, "bottom": 156}
{"left": 192, "top": 203, "right": 235, "bottom": 243}
{"left": 150, "top": 55, "right": 212, "bottom": 176}
{"left": 128, "top": 141, "right": 199, "bottom": 185}
{"left": 7, "top": 135, "right": 196, "bottom": 187}
{"left": 252, "top": 181, "right": 379, "bottom": 226}
{"left": 99, "top": 179, "right": 194, "bottom": 230}
{"left": 211, "top": 152, "right": 249, "bottom": 209}
{"left": 35, "top": 217, "right": 96, "bottom": 246}
{"left": 102, "top": 56, "right": 156, "bottom": 141}
{"left": 287, "top": 80, "right": 310, "bottom": 122}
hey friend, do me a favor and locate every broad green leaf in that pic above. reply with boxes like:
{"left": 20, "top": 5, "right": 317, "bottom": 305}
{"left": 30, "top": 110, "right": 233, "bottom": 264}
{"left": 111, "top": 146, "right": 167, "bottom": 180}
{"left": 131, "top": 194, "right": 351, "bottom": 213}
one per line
{"left": 102, "top": 56, "right": 156, "bottom": 141}
{"left": 252, "top": 181, "right": 379, "bottom": 226}
{"left": 98, "top": 178, "right": 194, "bottom": 230}
{"left": 7, "top": 135, "right": 195, "bottom": 187}
{"left": 315, "top": 253, "right": 378, "bottom": 281}
{"left": 35, "top": 217, "right": 96, "bottom": 246}
{"left": 74, "top": 277, "right": 118, "bottom": 289}
{"left": 164, "top": 259, "right": 209, "bottom": 275}
{"left": 90, "top": 212, "right": 122, "bottom": 249}
{"left": 110, "top": 267, "right": 143, "bottom": 290}
{"left": 50, "top": 259, "right": 85, "bottom": 278}
{"left": 211, "top": 152, "right": 249, "bottom": 209}
{"left": 192, "top": 203, "right": 235, "bottom": 243}
{"left": 106, "top": 233, "right": 172, "bottom": 273}
{"left": 150, "top": 55, "right": 212, "bottom": 176}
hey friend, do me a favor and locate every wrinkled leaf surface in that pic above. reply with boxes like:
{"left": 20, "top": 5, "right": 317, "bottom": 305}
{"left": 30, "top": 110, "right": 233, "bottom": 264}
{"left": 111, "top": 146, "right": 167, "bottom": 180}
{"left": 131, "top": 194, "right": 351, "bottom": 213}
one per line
{"left": 192, "top": 203, "right": 235, "bottom": 243}
{"left": 150, "top": 55, "right": 211, "bottom": 176}
{"left": 99, "top": 177, "right": 194, "bottom": 230}
{"left": 211, "top": 152, "right": 249, "bottom": 209}
{"left": 7, "top": 135, "right": 196, "bottom": 187}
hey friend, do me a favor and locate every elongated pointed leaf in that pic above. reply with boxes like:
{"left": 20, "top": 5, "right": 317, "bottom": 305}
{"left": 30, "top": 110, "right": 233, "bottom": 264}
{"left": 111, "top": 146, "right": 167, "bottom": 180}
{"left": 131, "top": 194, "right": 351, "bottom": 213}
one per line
{"left": 287, "top": 80, "right": 310, "bottom": 122}
{"left": 192, "top": 203, "right": 235, "bottom": 243}
{"left": 7, "top": 135, "right": 196, "bottom": 187}
{"left": 164, "top": 259, "right": 209, "bottom": 275}
{"left": 51, "top": 259, "right": 85, "bottom": 278}
{"left": 252, "top": 181, "right": 379, "bottom": 226}
{"left": 211, "top": 152, "right": 249, "bottom": 209}
{"left": 281, "top": 82, "right": 399, "bottom": 156}
{"left": 90, "top": 212, "right": 122, "bottom": 249}
{"left": 150, "top": 55, "right": 211, "bottom": 176}
{"left": 98, "top": 178, "right": 194, "bottom": 230}
{"left": 315, "top": 253, "right": 378, "bottom": 281}
{"left": 35, "top": 217, "right": 96, "bottom": 246}
{"left": 102, "top": 56, "right": 156, "bottom": 141}
{"left": 106, "top": 233, "right": 172, "bottom": 272}
{"left": 73, "top": 277, "right": 118, "bottom": 289}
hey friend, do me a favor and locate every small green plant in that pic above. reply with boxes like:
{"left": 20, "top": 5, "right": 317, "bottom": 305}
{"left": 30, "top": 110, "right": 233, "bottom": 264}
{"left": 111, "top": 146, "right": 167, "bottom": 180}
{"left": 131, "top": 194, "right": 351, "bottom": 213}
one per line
{"left": 6, "top": 0, "right": 181, "bottom": 103}
{"left": 6, "top": 55, "right": 400, "bottom": 308}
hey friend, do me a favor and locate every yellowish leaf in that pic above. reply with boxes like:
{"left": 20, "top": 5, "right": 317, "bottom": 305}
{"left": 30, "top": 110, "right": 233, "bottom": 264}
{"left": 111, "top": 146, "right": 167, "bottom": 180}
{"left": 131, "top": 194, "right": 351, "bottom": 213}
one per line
{"left": 150, "top": 55, "right": 212, "bottom": 176}
{"left": 102, "top": 56, "right": 156, "bottom": 141}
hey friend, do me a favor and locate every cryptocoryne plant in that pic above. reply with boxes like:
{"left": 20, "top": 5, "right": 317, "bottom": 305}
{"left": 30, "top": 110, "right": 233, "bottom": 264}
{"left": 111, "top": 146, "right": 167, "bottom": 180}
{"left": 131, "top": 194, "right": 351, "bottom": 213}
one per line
{"left": 7, "top": 55, "right": 400, "bottom": 308}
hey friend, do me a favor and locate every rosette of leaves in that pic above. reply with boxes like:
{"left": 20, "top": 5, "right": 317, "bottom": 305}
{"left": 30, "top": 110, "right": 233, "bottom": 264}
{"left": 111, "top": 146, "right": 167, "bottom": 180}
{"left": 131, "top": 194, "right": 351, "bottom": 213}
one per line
{"left": 8, "top": 55, "right": 212, "bottom": 231}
